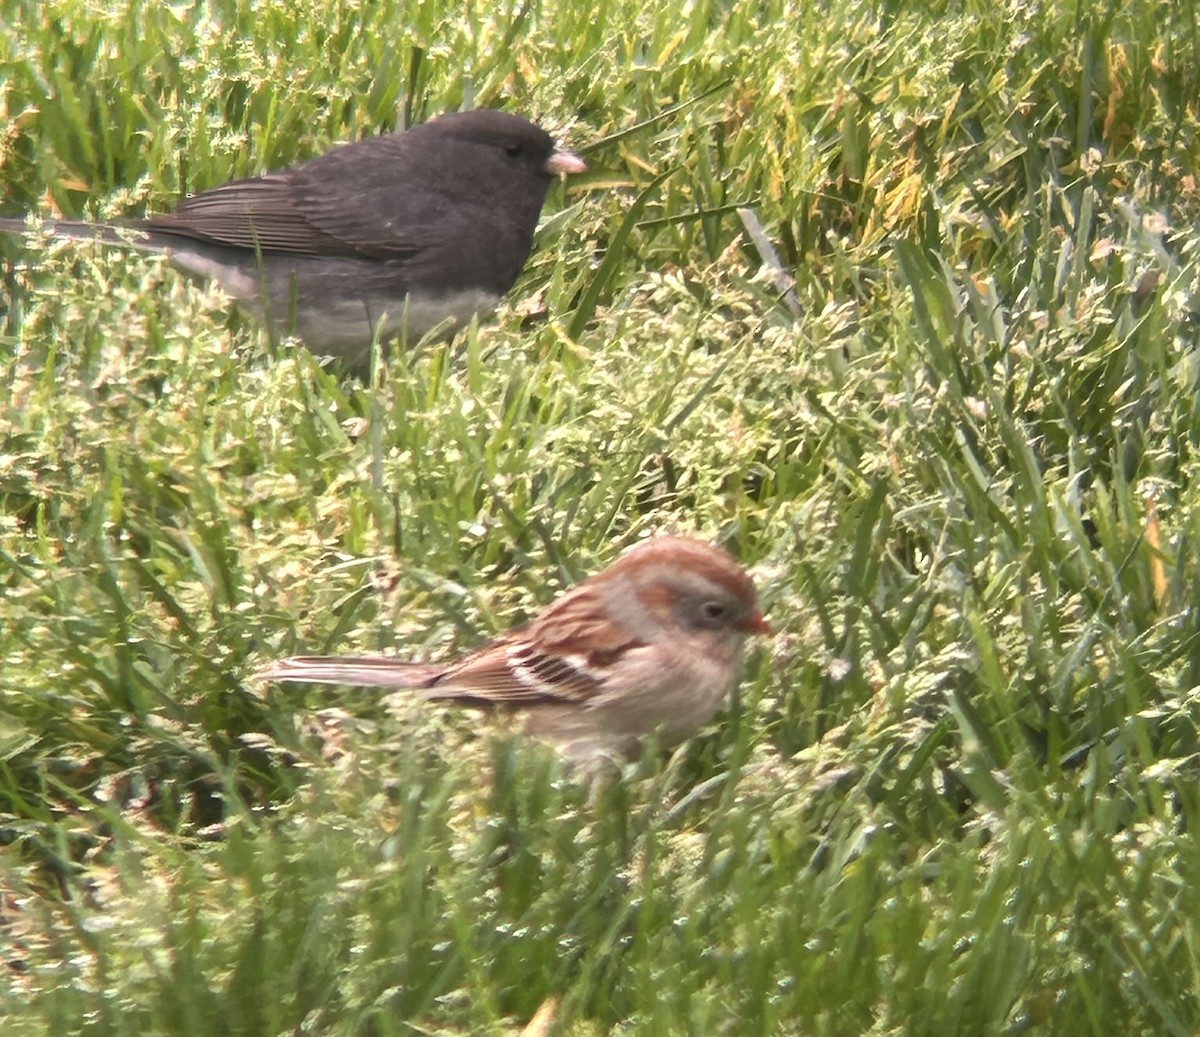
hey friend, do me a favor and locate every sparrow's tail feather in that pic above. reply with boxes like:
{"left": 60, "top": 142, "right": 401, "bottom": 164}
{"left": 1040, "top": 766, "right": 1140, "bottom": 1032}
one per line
{"left": 0, "top": 216, "right": 154, "bottom": 251}
{"left": 256, "top": 655, "right": 445, "bottom": 688}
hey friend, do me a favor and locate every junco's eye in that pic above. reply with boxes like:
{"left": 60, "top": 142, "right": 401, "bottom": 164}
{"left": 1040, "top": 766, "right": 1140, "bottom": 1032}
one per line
{"left": 504, "top": 142, "right": 525, "bottom": 157}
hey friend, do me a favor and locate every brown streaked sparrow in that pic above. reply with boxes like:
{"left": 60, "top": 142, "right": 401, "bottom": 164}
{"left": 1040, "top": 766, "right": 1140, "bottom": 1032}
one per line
{"left": 257, "top": 536, "right": 770, "bottom": 762}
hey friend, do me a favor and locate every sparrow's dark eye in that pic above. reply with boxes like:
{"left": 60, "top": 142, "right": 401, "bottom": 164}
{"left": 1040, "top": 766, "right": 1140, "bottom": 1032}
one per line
{"left": 699, "top": 600, "right": 729, "bottom": 624}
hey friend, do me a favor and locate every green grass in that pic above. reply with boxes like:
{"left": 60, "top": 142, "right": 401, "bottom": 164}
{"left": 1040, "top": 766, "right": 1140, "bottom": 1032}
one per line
{"left": 4, "top": 0, "right": 1200, "bottom": 1032}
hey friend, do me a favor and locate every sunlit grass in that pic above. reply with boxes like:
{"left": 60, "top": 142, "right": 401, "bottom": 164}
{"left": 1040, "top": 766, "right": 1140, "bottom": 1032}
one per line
{"left": 3, "top": 0, "right": 1200, "bottom": 1033}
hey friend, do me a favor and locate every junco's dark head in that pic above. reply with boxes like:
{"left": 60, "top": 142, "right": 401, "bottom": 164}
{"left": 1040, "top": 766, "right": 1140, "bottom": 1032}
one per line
{"left": 1, "top": 109, "right": 586, "bottom": 371}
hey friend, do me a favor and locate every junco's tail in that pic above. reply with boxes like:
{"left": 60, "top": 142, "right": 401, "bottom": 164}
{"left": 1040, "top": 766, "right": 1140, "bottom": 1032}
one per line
{"left": 0, "top": 216, "right": 153, "bottom": 251}
{"left": 256, "top": 655, "right": 445, "bottom": 688}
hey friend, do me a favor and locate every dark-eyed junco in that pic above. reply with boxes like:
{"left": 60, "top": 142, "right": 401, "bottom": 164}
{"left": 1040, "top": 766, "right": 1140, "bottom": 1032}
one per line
{"left": 257, "top": 537, "right": 770, "bottom": 763}
{"left": 1, "top": 109, "right": 585, "bottom": 368}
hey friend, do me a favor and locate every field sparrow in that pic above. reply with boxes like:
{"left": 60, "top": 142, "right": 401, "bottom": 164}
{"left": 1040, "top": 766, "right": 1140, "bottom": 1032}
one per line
{"left": 258, "top": 536, "right": 770, "bottom": 762}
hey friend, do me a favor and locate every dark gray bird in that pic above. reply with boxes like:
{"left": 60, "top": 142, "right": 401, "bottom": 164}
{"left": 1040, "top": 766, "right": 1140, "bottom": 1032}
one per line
{"left": 0, "top": 109, "right": 586, "bottom": 369}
